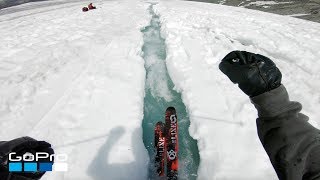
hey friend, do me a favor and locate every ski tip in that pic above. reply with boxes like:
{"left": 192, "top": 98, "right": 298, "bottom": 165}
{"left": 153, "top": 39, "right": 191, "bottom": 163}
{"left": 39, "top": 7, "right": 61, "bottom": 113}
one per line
{"left": 166, "top": 106, "right": 176, "bottom": 111}
{"left": 156, "top": 121, "right": 164, "bottom": 126}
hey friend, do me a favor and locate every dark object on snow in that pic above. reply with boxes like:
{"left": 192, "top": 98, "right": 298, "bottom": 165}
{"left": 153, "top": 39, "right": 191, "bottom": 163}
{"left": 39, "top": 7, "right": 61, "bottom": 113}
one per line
{"left": 220, "top": 51, "right": 320, "bottom": 180}
{"left": 219, "top": 51, "right": 282, "bottom": 97}
{"left": 0, "top": 137, "right": 54, "bottom": 180}
{"left": 88, "top": 3, "right": 96, "bottom": 10}
{"left": 82, "top": 7, "right": 89, "bottom": 12}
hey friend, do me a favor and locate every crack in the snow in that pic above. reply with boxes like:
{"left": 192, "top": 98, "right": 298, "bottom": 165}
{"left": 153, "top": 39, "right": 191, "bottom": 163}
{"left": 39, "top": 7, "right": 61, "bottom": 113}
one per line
{"left": 141, "top": 4, "right": 200, "bottom": 180}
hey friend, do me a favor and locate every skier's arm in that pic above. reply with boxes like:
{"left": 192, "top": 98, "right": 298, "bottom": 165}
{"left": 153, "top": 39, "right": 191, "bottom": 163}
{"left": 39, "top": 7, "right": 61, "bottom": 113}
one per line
{"left": 219, "top": 51, "right": 320, "bottom": 180}
{"left": 251, "top": 85, "right": 320, "bottom": 180}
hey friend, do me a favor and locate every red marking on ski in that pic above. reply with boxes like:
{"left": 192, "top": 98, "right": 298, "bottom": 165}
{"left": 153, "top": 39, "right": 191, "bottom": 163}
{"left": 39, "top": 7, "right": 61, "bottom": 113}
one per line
{"left": 165, "top": 107, "right": 178, "bottom": 180}
{"left": 154, "top": 121, "right": 165, "bottom": 176}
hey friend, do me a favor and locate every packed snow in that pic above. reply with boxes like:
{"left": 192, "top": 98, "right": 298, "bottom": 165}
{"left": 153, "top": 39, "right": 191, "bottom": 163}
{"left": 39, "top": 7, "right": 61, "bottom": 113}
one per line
{"left": 0, "top": 0, "right": 320, "bottom": 179}
{"left": 243, "top": 1, "right": 291, "bottom": 8}
{"left": 287, "top": 13, "right": 311, "bottom": 17}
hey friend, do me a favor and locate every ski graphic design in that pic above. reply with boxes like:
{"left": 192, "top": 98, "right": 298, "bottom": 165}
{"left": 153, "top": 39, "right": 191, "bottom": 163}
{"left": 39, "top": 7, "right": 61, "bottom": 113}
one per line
{"left": 154, "top": 121, "right": 165, "bottom": 176}
{"left": 165, "top": 107, "right": 178, "bottom": 180}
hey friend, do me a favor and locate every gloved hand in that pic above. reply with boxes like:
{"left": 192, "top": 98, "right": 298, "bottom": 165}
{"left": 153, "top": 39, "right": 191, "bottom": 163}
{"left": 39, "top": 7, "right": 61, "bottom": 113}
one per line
{"left": 219, "top": 51, "right": 282, "bottom": 97}
{"left": 0, "top": 137, "right": 54, "bottom": 180}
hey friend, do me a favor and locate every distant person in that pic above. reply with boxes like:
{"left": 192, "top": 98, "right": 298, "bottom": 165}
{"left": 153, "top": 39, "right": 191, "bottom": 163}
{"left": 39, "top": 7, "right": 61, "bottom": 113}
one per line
{"left": 88, "top": 3, "right": 96, "bottom": 10}
{"left": 0, "top": 137, "right": 54, "bottom": 180}
{"left": 82, "top": 7, "right": 89, "bottom": 12}
{"left": 219, "top": 51, "right": 320, "bottom": 180}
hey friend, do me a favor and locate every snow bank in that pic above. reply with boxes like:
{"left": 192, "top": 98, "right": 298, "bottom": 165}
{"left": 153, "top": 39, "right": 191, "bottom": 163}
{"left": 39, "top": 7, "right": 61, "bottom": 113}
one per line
{"left": 0, "top": 1, "right": 150, "bottom": 179}
{"left": 155, "top": 1, "right": 320, "bottom": 179}
{"left": 244, "top": 1, "right": 291, "bottom": 8}
{"left": 288, "top": 13, "right": 311, "bottom": 17}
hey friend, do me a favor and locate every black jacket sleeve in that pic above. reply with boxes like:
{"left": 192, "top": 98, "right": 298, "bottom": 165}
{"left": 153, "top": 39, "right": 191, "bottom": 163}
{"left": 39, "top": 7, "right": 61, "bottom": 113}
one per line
{"left": 251, "top": 85, "right": 320, "bottom": 180}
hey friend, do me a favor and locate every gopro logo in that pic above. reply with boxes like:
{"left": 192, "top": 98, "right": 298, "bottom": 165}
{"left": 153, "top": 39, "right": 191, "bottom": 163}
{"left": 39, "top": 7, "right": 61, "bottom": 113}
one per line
{"left": 8, "top": 152, "right": 68, "bottom": 172}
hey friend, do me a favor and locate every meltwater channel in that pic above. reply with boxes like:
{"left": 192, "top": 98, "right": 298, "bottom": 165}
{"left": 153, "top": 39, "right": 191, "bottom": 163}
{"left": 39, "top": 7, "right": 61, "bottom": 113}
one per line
{"left": 141, "top": 5, "right": 200, "bottom": 180}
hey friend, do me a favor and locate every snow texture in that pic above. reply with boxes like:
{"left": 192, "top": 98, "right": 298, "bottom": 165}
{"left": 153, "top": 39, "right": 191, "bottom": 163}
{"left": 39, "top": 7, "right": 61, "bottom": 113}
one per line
{"left": 244, "top": 1, "right": 291, "bottom": 8}
{"left": 0, "top": 1, "right": 150, "bottom": 179}
{"left": 0, "top": 0, "right": 320, "bottom": 179}
{"left": 288, "top": 13, "right": 311, "bottom": 17}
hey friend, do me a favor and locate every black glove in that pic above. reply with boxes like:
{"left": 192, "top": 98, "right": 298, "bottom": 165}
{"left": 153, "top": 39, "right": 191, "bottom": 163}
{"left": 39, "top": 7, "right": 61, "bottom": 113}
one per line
{"left": 219, "top": 51, "right": 282, "bottom": 97}
{"left": 0, "top": 137, "right": 54, "bottom": 180}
